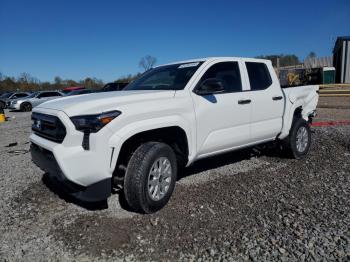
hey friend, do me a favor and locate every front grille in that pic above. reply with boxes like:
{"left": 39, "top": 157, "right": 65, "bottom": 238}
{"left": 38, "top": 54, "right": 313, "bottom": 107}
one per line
{"left": 32, "top": 112, "right": 66, "bottom": 143}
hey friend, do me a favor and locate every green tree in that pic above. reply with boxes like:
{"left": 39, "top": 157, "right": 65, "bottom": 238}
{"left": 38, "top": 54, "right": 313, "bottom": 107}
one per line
{"left": 0, "top": 77, "right": 18, "bottom": 91}
{"left": 306, "top": 52, "right": 316, "bottom": 59}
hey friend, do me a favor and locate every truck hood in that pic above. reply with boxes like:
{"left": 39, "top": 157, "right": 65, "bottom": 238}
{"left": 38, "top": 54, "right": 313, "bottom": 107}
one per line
{"left": 37, "top": 90, "right": 176, "bottom": 116}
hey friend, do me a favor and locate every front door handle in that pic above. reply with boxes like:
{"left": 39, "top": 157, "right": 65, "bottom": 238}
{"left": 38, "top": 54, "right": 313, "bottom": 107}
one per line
{"left": 272, "top": 96, "right": 283, "bottom": 101}
{"left": 238, "top": 99, "right": 251, "bottom": 105}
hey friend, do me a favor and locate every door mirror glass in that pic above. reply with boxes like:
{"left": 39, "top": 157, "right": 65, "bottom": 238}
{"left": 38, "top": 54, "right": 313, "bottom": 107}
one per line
{"left": 196, "top": 78, "right": 225, "bottom": 95}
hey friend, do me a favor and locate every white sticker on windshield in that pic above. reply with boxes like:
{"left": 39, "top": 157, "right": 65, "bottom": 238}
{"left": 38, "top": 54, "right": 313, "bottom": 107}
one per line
{"left": 178, "top": 62, "right": 200, "bottom": 69}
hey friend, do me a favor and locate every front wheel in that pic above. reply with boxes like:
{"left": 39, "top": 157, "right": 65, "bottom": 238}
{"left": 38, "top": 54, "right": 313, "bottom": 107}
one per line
{"left": 21, "top": 102, "right": 32, "bottom": 112}
{"left": 282, "top": 118, "right": 311, "bottom": 159}
{"left": 123, "top": 142, "right": 177, "bottom": 213}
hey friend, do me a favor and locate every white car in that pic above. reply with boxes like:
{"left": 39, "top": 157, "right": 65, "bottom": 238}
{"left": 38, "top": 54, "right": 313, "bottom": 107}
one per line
{"left": 30, "top": 57, "right": 319, "bottom": 213}
{"left": 9, "top": 91, "right": 64, "bottom": 111}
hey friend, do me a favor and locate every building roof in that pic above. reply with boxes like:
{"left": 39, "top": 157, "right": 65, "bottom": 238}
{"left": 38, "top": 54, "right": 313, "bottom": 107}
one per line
{"left": 333, "top": 36, "right": 350, "bottom": 53}
{"left": 336, "top": 36, "right": 350, "bottom": 41}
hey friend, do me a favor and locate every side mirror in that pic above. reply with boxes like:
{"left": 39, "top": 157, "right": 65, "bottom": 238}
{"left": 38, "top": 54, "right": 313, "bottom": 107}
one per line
{"left": 195, "top": 78, "right": 225, "bottom": 95}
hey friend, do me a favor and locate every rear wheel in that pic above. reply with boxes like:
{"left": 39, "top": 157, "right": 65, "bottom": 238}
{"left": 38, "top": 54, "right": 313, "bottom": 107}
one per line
{"left": 21, "top": 102, "right": 32, "bottom": 112}
{"left": 0, "top": 101, "right": 5, "bottom": 110}
{"left": 123, "top": 142, "right": 177, "bottom": 213}
{"left": 282, "top": 118, "right": 311, "bottom": 159}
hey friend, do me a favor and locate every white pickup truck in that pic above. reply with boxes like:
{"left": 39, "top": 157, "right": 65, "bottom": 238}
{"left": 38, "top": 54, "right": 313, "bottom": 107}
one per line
{"left": 30, "top": 57, "right": 319, "bottom": 213}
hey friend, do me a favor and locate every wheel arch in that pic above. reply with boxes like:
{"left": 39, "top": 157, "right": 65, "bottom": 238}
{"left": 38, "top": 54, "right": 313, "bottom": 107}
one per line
{"left": 279, "top": 103, "right": 305, "bottom": 140}
{"left": 110, "top": 125, "right": 190, "bottom": 181}
{"left": 21, "top": 101, "right": 32, "bottom": 111}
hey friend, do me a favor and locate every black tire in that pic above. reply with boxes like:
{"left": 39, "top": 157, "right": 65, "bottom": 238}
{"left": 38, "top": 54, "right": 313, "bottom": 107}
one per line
{"left": 21, "top": 102, "right": 32, "bottom": 112}
{"left": 0, "top": 101, "right": 5, "bottom": 110}
{"left": 282, "top": 118, "right": 311, "bottom": 159}
{"left": 123, "top": 142, "right": 177, "bottom": 213}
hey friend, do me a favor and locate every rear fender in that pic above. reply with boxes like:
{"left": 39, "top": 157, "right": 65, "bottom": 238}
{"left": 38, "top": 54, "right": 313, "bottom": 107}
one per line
{"left": 279, "top": 96, "right": 317, "bottom": 140}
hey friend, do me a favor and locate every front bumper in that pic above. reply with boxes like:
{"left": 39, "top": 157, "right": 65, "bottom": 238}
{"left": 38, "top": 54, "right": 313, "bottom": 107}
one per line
{"left": 31, "top": 143, "right": 111, "bottom": 202}
{"left": 8, "top": 103, "right": 21, "bottom": 110}
{"left": 29, "top": 108, "right": 118, "bottom": 201}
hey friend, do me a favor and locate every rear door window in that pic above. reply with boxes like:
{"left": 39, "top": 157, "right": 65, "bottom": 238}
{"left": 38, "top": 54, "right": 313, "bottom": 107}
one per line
{"left": 38, "top": 92, "right": 56, "bottom": 98}
{"left": 246, "top": 62, "right": 272, "bottom": 91}
{"left": 49, "top": 92, "right": 62, "bottom": 97}
{"left": 40, "top": 92, "right": 62, "bottom": 97}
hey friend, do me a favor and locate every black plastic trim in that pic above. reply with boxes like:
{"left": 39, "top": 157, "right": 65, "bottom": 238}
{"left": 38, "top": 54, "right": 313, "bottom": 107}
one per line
{"left": 272, "top": 96, "right": 283, "bottom": 100}
{"left": 82, "top": 131, "right": 90, "bottom": 150}
{"left": 238, "top": 99, "right": 252, "bottom": 104}
{"left": 31, "top": 112, "right": 66, "bottom": 143}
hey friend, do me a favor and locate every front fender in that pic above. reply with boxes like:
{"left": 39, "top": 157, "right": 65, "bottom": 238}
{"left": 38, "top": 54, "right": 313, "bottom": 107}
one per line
{"left": 107, "top": 115, "right": 193, "bottom": 173}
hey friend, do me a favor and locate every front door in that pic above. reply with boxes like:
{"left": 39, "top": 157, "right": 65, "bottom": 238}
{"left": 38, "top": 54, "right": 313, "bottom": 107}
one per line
{"left": 191, "top": 61, "right": 251, "bottom": 157}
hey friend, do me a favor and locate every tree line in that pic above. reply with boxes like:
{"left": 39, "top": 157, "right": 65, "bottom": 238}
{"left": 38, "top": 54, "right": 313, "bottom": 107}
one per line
{"left": 0, "top": 72, "right": 105, "bottom": 92}
{"left": 1, "top": 53, "right": 313, "bottom": 93}
{"left": 0, "top": 55, "right": 157, "bottom": 93}
{"left": 256, "top": 52, "right": 316, "bottom": 68}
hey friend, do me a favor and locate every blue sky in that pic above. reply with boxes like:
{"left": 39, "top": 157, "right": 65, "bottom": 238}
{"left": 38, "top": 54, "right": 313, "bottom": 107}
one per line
{"left": 1, "top": 0, "right": 349, "bottom": 82}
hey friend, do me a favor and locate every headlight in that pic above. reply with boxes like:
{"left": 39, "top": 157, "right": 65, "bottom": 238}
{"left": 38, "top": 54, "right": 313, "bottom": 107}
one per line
{"left": 70, "top": 110, "right": 121, "bottom": 133}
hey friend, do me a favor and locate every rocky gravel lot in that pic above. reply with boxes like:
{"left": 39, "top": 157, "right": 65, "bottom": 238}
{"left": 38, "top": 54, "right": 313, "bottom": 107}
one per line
{"left": 0, "top": 109, "right": 349, "bottom": 261}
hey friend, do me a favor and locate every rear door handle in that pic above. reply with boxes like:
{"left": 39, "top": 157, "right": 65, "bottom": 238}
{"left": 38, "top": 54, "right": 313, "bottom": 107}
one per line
{"left": 272, "top": 96, "right": 283, "bottom": 101}
{"left": 238, "top": 99, "right": 251, "bottom": 105}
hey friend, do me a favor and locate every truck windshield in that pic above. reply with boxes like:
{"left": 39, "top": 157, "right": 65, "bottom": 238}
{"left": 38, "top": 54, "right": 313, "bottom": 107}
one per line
{"left": 124, "top": 62, "right": 203, "bottom": 91}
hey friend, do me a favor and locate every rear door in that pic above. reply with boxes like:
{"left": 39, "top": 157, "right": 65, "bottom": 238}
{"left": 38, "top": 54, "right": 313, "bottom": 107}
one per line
{"left": 191, "top": 60, "right": 252, "bottom": 157}
{"left": 35, "top": 92, "right": 60, "bottom": 106}
{"left": 243, "top": 61, "right": 284, "bottom": 142}
{"left": 36, "top": 92, "right": 51, "bottom": 105}
{"left": 46, "top": 92, "right": 63, "bottom": 101}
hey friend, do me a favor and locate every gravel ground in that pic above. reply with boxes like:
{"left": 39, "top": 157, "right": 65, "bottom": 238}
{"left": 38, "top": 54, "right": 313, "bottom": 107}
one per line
{"left": 0, "top": 109, "right": 349, "bottom": 261}
{"left": 316, "top": 108, "right": 350, "bottom": 121}
{"left": 318, "top": 96, "right": 350, "bottom": 109}
{"left": 315, "top": 96, "right": 350, "bottom": 121}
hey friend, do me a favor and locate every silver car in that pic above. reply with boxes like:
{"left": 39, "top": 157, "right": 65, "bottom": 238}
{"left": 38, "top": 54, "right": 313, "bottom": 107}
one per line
{"left": 9, "top": 91, "right": 64, "bottom": 111}
{"left": 0, "top": 92, "right": 30, "bottom": 109}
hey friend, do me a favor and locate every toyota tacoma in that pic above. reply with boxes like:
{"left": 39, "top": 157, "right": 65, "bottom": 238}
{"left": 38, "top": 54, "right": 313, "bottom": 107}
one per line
{"left": 30, "top": 57, "right": 319, "bottom": 213}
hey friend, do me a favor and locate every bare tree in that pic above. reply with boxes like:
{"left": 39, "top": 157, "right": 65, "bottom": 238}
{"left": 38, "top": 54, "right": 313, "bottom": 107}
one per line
{"left": 18, "top": 72, "right": 33, "bottom": 83}
{"left": 139, "top": 55, "right": 157, "bottom": 71}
